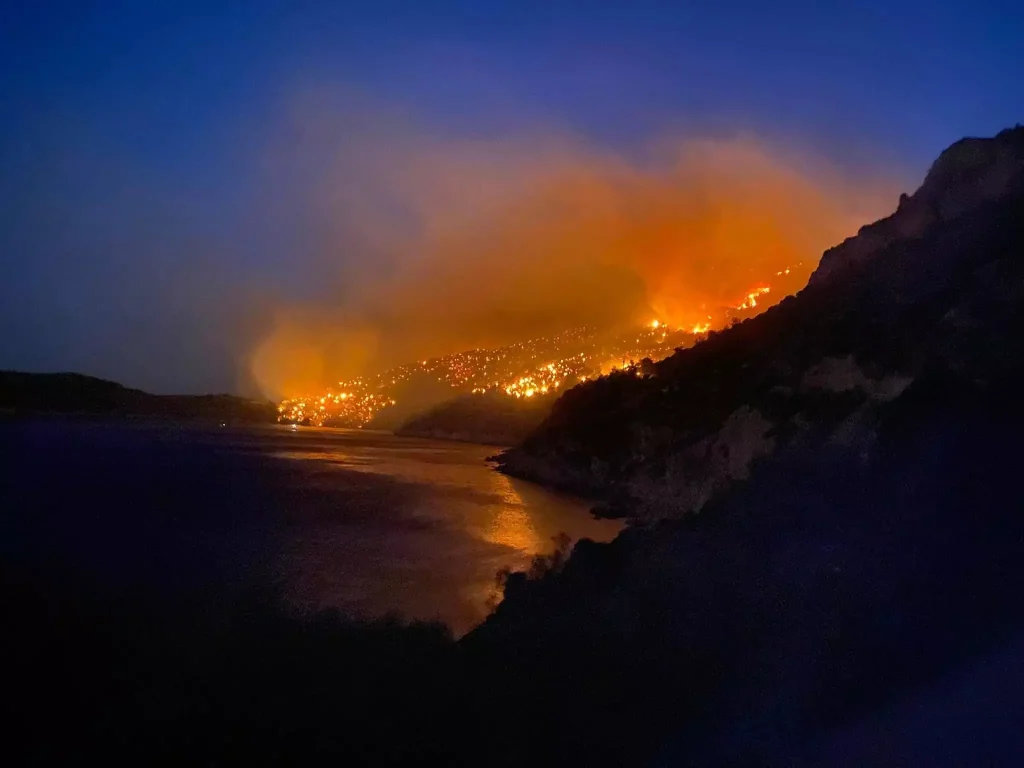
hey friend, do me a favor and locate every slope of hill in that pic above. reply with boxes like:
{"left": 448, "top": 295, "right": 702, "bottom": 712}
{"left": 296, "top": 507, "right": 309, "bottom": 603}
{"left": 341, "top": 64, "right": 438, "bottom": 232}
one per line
{"left": 396, "top": 390, "right": 556, "bottom": 445}
{"left": 464, "top": 125, "right": 1024, "bottom": 762}
{"left": 276, "top": 324, "right": 699, "bottom": 429}
{"left": 0, "top": 371, "right": 277, "bottom": 423}
{"left": 496, "top": 125, "right": 1024, "bottom": 520}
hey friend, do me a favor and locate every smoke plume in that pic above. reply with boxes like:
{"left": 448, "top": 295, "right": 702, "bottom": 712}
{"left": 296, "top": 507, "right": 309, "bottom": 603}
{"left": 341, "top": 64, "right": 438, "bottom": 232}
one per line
{"left": 251, "top": 115, "right": 900, "bottom": 398}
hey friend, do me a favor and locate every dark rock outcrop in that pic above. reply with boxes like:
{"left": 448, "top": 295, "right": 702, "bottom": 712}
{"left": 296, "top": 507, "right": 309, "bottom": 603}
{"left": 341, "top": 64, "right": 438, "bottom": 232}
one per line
{"left": 472, "top": 379, "right": 1024, "bottom": 764}
{"left": 810, "top": 125, "right": 1024, "bottom": 285}
{"left": 467, "top": 125, "right": 1024, "bottom": 764}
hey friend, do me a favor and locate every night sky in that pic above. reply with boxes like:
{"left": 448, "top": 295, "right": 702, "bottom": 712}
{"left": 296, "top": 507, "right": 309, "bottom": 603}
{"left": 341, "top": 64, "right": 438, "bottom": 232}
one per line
{"left": 2, "top": 1, "right": 1021, "bottom": 395}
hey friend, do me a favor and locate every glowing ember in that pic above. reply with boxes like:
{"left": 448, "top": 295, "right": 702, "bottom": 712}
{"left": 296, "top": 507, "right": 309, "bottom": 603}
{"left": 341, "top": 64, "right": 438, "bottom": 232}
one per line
{"left": 277, "top": 322, "right": 696, "bottom": 426}
{"left": 735, "top": 286, "right": 771, "bottom": 310}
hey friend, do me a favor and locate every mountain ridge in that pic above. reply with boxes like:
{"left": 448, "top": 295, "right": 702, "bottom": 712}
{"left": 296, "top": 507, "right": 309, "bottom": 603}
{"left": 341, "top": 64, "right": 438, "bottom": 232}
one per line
{"left": 810, "top": 124, "right": 1024, "bottom": 285}
{"left": 496, "top": 126, "right": 1024, "bottom": 520}
{"left": 462, "top": 125, "right": 1024, "bottom": 762}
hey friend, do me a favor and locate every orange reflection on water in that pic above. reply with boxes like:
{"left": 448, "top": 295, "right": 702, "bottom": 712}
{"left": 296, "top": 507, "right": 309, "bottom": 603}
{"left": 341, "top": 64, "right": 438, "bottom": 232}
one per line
{"left": 482, "top": 472, "right": 545, "bottom": 553}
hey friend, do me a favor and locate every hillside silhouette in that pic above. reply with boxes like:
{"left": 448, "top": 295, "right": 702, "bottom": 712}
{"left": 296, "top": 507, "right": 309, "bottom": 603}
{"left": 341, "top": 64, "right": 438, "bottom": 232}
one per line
{"left": 0, "top": 371, "right": 277, "bottom": 423}
{"left": 498, "top": 125, "right": 1024, "bottom": 518}
{"left": 473, "top": 125, "right": 1024, "bottom": 763}
{"left": 396, "top": 390, "right": 556, "bottom": 445}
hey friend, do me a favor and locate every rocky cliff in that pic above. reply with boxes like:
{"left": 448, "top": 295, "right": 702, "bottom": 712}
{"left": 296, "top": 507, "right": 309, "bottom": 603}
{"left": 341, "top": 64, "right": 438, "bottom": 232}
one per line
{"left": 467, "top": 126, "right": 1024, "bottom": 764}
{"left": 496, "top": 126, "right": 1024, "bottom": 520}
{"left": 811, "top": 125, "right": 1024, "bottom": 285}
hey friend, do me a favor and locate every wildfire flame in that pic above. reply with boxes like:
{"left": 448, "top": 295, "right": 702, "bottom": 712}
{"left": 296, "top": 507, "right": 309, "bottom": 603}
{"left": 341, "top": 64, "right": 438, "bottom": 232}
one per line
{"left": 735, "top": 286, "right": 771, "bottom": 310}
{"left": 248, "top": 116, "right": 899, "bottom": 403}
{"left": 277, "top": 269, "right": 795, "bottom": 426}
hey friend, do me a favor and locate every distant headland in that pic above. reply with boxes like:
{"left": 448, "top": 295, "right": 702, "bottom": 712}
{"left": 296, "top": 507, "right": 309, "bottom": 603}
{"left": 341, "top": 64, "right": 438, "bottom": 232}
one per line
{"left": 0, "top": 371, "right": 277, "bottom": 424}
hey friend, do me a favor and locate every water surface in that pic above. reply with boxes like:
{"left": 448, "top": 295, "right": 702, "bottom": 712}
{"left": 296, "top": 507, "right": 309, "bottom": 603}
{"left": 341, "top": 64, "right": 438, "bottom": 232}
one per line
{"left": 1, "top": 422, "right": 620, "bottom": 634}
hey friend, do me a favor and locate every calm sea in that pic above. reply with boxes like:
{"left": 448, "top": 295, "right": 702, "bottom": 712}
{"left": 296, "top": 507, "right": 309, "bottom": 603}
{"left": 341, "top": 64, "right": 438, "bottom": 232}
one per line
{"left": 1, "top": 421, "right": 620, "bottom": 634}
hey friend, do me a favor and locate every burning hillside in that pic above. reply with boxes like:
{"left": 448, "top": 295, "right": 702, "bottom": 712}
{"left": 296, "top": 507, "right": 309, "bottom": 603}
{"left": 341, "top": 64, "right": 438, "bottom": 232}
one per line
{"left": 278, "top": 324, "right": 684, "bottom": 427}
{"left": 277, "top": 275, "right": 797, "bottom": 428}
{"left": 249, "top": 123, "right": 899, "bottom": 402}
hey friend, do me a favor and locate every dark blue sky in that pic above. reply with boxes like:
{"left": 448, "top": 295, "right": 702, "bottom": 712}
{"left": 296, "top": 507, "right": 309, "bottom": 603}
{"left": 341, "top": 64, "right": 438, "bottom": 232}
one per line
{"left": 2, "top": 0, "right": 1021, "bottom": 393}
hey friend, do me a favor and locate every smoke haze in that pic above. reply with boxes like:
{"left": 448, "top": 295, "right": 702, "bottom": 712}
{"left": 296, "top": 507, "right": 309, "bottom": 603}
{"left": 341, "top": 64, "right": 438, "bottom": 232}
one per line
{"left": 251, "top": 114, "right": 900, "bottom": 399}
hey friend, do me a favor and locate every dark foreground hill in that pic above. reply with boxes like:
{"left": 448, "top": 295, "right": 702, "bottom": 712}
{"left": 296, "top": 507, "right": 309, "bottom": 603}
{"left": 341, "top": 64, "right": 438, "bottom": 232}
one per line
{"left": 0, "top": 370, "right": 277, "bottom": 423}
{"left": 468, "top": 126, "right": 1024, "bottom": 764}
